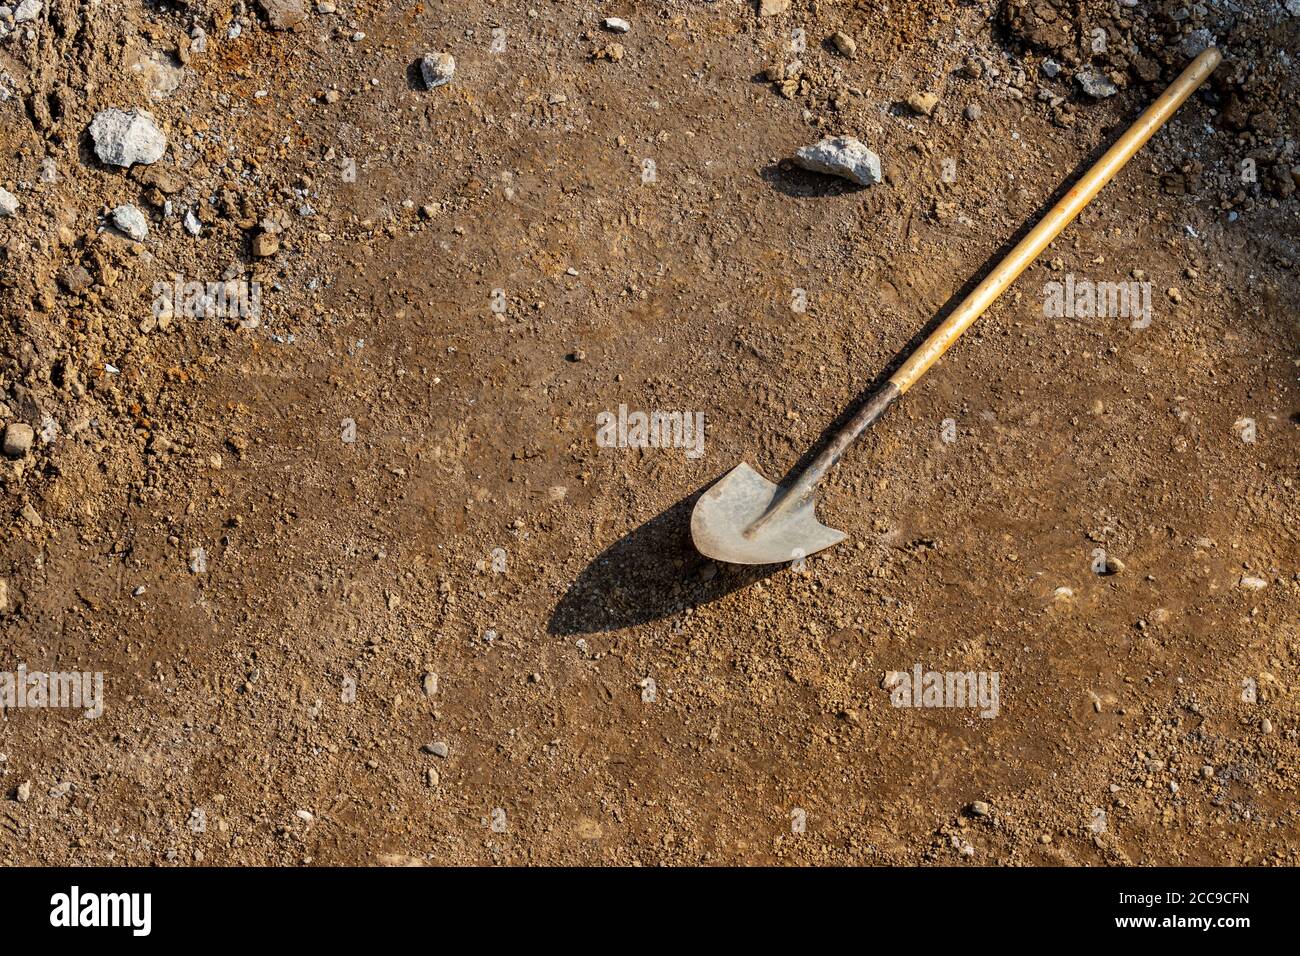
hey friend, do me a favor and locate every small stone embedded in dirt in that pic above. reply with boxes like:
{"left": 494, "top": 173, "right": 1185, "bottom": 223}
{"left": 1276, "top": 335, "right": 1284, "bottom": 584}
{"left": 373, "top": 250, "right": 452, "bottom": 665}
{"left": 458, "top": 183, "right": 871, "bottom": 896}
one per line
{"left": 59, "top": 263, "right": 92, "bottom": 293}
{"left": 253, "top": 232, "right": 279, "bottom": 257}
{"left": 425, "top": 767, "right": 440, "bottom": 787}
{"left": 963, "top": 103, "right": 982, "bottom": 121}
{"left": 423, "top": 741, "right": 450, "bottom": 757}
{"left": 1041, "top": 59, "right": 1061, "bottom": 79}
{"left": 111, "top": 203, "right": 149, "bottom": 241}
{"left": 830, "top": 31, "right": 856, "bottom": 58}
{"left": 1076, "top": 69, "right": 1118, "bottom": 99}
{"left": 3, "top": 423, "right": 34, "bottom": 457}
{"left": 969, "top": 800, "right": 991, "bottom": 816}
{"left": 0, "top": 187, "right": 18, "bottom": 217}
{"left": 907, "top": 92, "right": 940, "bottom": 115}
{"left": 1239, "top": 575, "right": 1268, "bottom": 591}
{"left": 758, "top": 0, "right": 790, "bottom": 15}
{"left": 602, "top": 17, "right": 630, "bottom": 33}
{"left": 1182, "top": 29, "right": 1213, "bottom": 60}
{"left": 89, "top": 108, "right": 167, "bottom": 167}
{"left": 14, "top": 0, "right": 40, "bottom": 22}
{"left": 258, "top": 0, "right": 306, "bottom": 30}
{"left": 420, "top": 52, "right": 455, "bottom": 89}
{"left": 793, "top": 136, "right": 882, "bottom": 187}
{"left": 15, "top": 780, "right": 32, "bottom": 802}
{"left": 1100, "top": 555, "right": 1125, "bottom": 575}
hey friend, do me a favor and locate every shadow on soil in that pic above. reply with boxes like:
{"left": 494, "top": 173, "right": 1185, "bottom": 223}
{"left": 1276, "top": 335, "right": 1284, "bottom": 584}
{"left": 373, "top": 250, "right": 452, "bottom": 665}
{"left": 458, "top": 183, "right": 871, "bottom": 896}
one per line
{"left": 546, "top": 479, "right": 782, "bottom": 635}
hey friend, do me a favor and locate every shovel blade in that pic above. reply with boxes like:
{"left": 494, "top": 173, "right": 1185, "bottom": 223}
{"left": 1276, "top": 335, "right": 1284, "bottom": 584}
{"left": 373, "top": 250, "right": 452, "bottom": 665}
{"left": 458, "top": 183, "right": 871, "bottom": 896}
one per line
{"left": 690, "top": 462, "right": 846, "bottom": 565}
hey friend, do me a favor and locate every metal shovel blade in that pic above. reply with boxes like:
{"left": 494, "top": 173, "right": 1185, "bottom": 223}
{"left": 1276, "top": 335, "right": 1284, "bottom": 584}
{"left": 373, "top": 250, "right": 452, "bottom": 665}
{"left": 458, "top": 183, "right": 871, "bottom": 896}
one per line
{"left": 690, "top": 462, "right": 846, "bottom": 565}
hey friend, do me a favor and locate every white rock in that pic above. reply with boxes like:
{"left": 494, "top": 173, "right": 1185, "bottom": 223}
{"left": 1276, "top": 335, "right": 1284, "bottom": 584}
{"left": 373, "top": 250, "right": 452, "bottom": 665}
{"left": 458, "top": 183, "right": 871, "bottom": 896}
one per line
{"left": 0, "top": 187, "right": 17, "bottom": 217}
{"left": 602, "top": 17, "right": 630, "bottom": 33}
{"left": 794, "top": 136, "right": 882, "bottom": 186}
{"left": 111, "top": 203, "right": 149, "bottom": 241}
{"left": 1239, "top": 575, "right": 1268, "bottom": 591}
{"left": 14, "top": 0, "right": 39, "bottom": 23}
{"left": 184, "top": 207, "right": 203, "bottom": 236}
{"left": 420, "top": 52, "right": 454, "bottom": 89}
{"left": 89, "top": 108, "right": 167, "bottom": 167}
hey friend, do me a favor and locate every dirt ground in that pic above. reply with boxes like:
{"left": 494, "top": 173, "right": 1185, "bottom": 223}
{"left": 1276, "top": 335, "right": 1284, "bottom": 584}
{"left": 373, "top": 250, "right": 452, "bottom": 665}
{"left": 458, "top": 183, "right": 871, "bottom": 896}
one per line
{"left": 0, "top": 0, "right": 1297, "bottom": 866}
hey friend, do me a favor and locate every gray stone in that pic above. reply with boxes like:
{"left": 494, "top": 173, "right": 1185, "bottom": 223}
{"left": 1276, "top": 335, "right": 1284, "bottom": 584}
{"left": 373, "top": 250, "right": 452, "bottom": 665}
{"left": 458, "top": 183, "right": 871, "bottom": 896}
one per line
{"left": 111, "top": 203, "right": 149, "bottom": 241}
{"left": 89, "top": 108, "right": 167, "bottom": 167}
{"left": 1076, "top": 69, "right": 1117, "bottom": 99}
{"left": 602, "top": 17, "right": 630, "bottom": 33}
{"left": 1181, "top": 29, "right": 1213, "bottom": 60}
{"left": 13, "top": 0, "right": 38, "bottom": 22}
{"left": 793, "top": 136, "right": 882, "bottom": 186}
{"left": 420, "top": 52, "right": 455, "bottom": 90}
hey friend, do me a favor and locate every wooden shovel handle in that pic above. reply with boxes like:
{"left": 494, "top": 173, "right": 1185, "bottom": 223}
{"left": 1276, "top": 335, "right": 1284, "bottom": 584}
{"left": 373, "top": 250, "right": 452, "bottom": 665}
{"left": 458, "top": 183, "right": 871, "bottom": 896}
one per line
{"left": 779, "top": 49, "right": 1222, "bottom": 509}
{"left": 889, "top": 47, "right": 1222, "bottom": 394}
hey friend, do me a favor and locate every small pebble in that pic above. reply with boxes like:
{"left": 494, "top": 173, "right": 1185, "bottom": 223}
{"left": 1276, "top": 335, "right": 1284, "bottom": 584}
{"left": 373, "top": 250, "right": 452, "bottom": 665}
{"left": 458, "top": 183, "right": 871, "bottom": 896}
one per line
{"left": 602, "top": 17, "right": 630, "bottom": 33}
{"left": 420, "top": 52, "right": 455, "bottom": 89}
{"left": 3, "top": 422, "right": 34, "bottom": 457}
{"left": 1076, "top": 70, "right": 1118, "bottom": 98}
{"left": 111, "top": 203, "right": 148, "bottom": 241}
{"left": 907, "top": 92, "right": 939, "bottom": 115}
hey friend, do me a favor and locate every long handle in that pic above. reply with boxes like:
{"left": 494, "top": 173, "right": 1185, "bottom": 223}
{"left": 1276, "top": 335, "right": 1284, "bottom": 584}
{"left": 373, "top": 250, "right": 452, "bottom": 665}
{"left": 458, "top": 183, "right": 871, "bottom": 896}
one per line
{"left": 889, "top": 47, "right": 1221, "bottom": 393}
{"left": 782, "top": 48, "right": 1221, "bottom": 510}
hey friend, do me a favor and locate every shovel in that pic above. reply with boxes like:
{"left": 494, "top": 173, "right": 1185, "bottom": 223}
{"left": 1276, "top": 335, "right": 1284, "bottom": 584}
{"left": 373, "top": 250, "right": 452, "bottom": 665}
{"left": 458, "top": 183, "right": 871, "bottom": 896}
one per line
{"left": 692, "top": 48, "right": 1222, "bottom": 565}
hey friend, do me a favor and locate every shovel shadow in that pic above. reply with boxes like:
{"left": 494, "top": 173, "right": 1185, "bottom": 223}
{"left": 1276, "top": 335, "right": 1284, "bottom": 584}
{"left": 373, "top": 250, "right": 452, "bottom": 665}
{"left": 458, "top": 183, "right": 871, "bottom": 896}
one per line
{"left": 546, "top": 481, "right": 780, "bottom": 635}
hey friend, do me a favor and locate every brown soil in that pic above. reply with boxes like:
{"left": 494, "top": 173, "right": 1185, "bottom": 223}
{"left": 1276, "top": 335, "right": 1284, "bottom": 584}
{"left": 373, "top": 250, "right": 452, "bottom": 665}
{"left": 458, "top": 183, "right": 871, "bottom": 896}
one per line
{"left": 0, "top": 0, "right": 1297, "bottom": 865}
